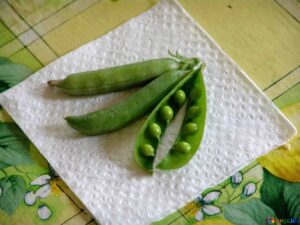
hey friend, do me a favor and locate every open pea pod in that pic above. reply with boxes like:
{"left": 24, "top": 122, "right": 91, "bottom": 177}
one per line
{"left": 157, "top": 68, "right": 206, "bottom": 170}
{"left": 134, "top": 65, "right": 204, "bottom": 172}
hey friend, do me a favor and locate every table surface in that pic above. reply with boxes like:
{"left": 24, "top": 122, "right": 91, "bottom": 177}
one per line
{"left": 0, "top": 0, "right": 299, "bottom": 224}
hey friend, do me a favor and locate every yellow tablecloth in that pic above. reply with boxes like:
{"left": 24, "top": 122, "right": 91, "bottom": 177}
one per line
{"left": 0, "top": 0, "right": 299, "bottom": 224}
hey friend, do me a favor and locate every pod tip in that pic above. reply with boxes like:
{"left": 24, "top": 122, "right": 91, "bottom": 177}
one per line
{"left": 47, "top": 80, "right": 61, "bottom": 86}
{"left": 64, "top": 116, "right": 72, "bottom": 122}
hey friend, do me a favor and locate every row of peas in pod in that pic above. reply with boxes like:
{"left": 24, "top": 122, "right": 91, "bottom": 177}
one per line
{"left": 135, "top": 65, "right": 206, "bottom": 172}
{"left": 48, "top": 52, "right": 206, "bottom": 173}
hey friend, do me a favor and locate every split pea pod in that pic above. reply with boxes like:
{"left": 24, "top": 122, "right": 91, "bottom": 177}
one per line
{"left": 157, "top": 68, "right": 206, "bottom": 170}
{"left": 65, "top": 69, "right": 191, "bottom": 135}
{"left": 48, "top": 54, "right": 199, "bottom": 96}
{"left": 134, "top": 66, "right": 203, "bottom": 172}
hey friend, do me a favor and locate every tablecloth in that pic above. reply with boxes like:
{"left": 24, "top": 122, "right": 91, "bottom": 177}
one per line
{"left": 0, "top": 0, "right": 299, "bottom": 224}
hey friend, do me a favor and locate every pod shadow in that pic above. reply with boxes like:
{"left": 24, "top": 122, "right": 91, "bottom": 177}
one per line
{"left": 100, "top": 118, "right": 151, "bottom": 177}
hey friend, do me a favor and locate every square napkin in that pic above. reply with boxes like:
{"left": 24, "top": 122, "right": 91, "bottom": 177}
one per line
{"left": 0, "top": 0, "right": 296, "bottom": 224}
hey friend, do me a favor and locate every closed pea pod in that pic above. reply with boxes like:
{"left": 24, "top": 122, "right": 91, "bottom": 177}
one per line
{"left": 65, "top": 69, "right": 191, "bottom": 135}
{"left": 134, "top": 66, "right": 201, "bottom": 172}
{"left": 48, "top": 53, "right": 199, "bottom": 96}
{"left": 156, "top": 69, "right": 206, "bottom": 170}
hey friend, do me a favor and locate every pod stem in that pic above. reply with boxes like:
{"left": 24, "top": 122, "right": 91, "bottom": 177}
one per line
{"left": 47, "top": 80, "right": 62, "bottom": 86}
{"left": 168, "top": 50, "right": 201, "bottom": 69}
{"left": 193, "top": 62, "right": 204, "bottom": 71}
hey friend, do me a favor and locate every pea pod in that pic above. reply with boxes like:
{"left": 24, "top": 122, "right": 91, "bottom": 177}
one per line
{"left": 48, "top": 53, "right": 199, "bottom": 96}
{"left": 157, "top": 69, "right": 206, "bottom": 170}
{"left": 65, "top": 69, "right": 191, "bottom": 135}
{"left": 134, "top": 67, "right": 202, "bottom": 172}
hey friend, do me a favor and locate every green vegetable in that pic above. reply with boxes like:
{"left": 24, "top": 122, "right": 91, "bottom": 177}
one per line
{"left": 65, "top": 69, "right": 191, "bottom": 135}
{"left": 190, "top": 88, "right": 202, "bottom": 99}
{"left": 148, "top": 123, "right": 162, "bottom": 139}
{"left": 140, "top": 144, "right": 155, "bottom": 157}
{"left": 160, "top": 105, "right": 174, "bottom": 122}
{"left": 186, "top": 105, "right": 200, "bottom": 118}
{"left": 182, "top": 122, "right": 198, "bottom": 135}
{"left": 157, "top": 68, "right": 206, "bottom": 170}
{"left": 173, "top": 89, "right": 186, "bottom": 106}
{"left": 134, "top": 66, "right": 202, "bottom": 172}
{"left": 48, "top": 53, "right": 198, "bottom": 96}
{"left": 173, "top": 141, "right": 191, "bottom": 153}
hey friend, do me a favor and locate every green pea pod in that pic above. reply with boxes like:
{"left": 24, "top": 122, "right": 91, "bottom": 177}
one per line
{"left": 65, "top": 69, "right": 191, "bottom": 135}
{"left": 48, "top": 53, "right": 199, "bottom": 96}
{"left": 134, "top": 66, "right": 202, "bottom": 172}
{"left": 157, "top": 69, "right": 206, "bottom": 170}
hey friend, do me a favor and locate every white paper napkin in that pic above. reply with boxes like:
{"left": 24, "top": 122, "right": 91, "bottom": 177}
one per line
{"left": 0, "top": 0, "right": 296, "bottom": 224}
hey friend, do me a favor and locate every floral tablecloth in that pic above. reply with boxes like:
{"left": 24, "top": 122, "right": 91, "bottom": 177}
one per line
{"left": 0, "top": 0, "right": 299, "bottom": 224}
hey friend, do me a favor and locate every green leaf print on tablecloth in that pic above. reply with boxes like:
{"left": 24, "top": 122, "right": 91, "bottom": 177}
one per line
{"left": 0, "top": 62, "right": 32, "bottom": 93}
{"left": 0, "top": 162, "right": 10, "bottom": 170}
{"left": 0, "top": 175, "right": 26, "bottom": 214}
{"left": 0, "top": 123, "right": 32, "bottom": 169}
{"left": 0, "top": 59, "right": 33, "bottom": 171}
{"left": 261, "top": 169, "right": 300, "bottom": 222}
{"left": 224, "top": 199, "right": 277, "bottom": 225}
{"left": 0, "top": 59, "right": 34, "bottom": 216}
{"left": 194, "top": 191, "right": 222, "bottom": 220}
{"left": 0, "top": 57, "right": 12, "bottom": 65}
{"left": 260, "top": 169, "right": 289, "bottom": 219}
{"left": 0, "top": 57, "right": 93, "bottom": 224}
{"left": 284, "top": 183, "right": 300, "bottom": 220}
{"left": 0, "top": 122, "right": 33, "bottom": 215}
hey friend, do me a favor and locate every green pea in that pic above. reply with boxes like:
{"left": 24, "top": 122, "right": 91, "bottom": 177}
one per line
{"left": 173, "top": 89, "right": 186, "bottom": 106}
{"left": 160, "top": 105, "right": 174, "bottom": 122}
{"left": 187, "top": 105, "right": 200, "bottom": 118}
{"left": 190, "top": 88, "right": 201, "bottom": 99}
{"left": 140, "top": 144, "right": 155, "bottom": 157}
{"left": 183, "top": 122, "right": 198, "bottom": 135}
{"left": 173, "top": 142, "right": 191, "bottom": 154}
{"left": 148, "top": 122, "right": 162, "bottom": 138}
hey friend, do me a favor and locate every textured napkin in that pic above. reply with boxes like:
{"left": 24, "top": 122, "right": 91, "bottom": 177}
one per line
{"left": 0, "top": 0, "right": 296, "bottom": 224}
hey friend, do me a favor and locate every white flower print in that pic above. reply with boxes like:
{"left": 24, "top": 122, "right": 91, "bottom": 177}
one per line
{"left": 243, "top": 182, "right": 256, "bottom": 197}
{"left": 231, "top": 171, "right": 243, "bottom": 185}
{"left": 38, "top": 204, "right": 52, "bottom": 220}
{"left": 24, "top": 174, "right": 52, "bottom": 205}
{"left": 35, "top": 184, "right": 51, "bottom": 198}
{"left": 195, "top": 191, "right": 222, "bottom": 221}
{"left": 24, "top": 191, "right": 36, "bottom": 205}
{"left": 30, "top": 174, "right": 51, "bottom": 186}
{"left": 24, "top": 174, "right": 53, "bottom": 220}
